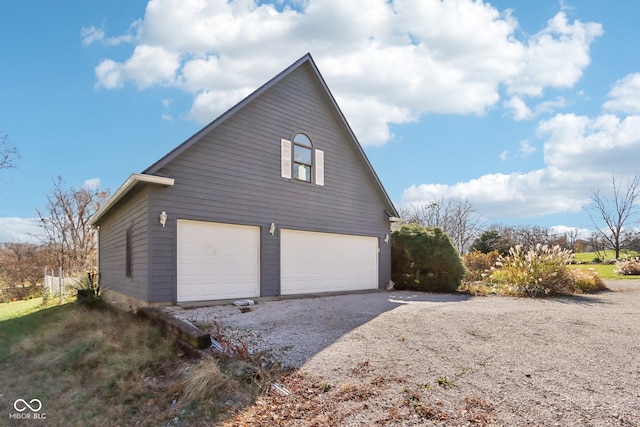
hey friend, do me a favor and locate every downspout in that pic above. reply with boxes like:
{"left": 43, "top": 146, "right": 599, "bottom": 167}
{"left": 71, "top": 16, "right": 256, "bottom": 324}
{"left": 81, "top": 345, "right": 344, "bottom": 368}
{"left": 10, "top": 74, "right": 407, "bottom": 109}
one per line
{"left": 95, "top": 225, "right": 100, "bottom": 289}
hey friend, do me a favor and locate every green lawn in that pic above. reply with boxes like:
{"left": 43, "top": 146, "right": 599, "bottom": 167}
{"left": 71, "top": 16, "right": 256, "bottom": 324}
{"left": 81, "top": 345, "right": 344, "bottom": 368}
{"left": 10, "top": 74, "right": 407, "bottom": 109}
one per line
{"left": 569, "top": 263, "right": 640, "bottom": 280}
{"left": 0, "top": 299, "right": 72, "bottom": 361}
{"left": 0, "top": 297, "right": 46, "bottom": 321}
{"left": 574, "top": 250, "right": 640, "bottom": 263}
{"left": 571, "top": 250, "right": 640, "bottom": 280}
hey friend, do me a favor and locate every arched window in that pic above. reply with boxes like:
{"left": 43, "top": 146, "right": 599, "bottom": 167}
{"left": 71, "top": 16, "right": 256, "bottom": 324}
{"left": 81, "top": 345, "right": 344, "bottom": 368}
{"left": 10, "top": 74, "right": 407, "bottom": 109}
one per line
{"left": 293, "top": 133, "right": 313, "bottom": 182}
{"left": 280, "top": 133, "right": 324, "bottom": 186}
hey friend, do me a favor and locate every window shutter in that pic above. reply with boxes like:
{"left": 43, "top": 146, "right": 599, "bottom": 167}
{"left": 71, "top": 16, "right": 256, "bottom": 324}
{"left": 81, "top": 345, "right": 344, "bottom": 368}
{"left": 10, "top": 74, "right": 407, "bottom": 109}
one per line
{"left": 315, "top": 149, "right": 324, "bottom": 186}
{"left": 281, "top": 139, "right": 292, "bottom": 179}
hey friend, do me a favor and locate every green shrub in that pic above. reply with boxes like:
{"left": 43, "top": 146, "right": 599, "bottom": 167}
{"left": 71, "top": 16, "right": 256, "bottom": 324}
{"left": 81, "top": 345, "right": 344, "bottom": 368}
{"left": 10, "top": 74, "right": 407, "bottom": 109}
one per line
{"left": 491, "top": 244, "right": 575, "bottom": 297}
{"left": 470, "top": 230, "right": 512, "bottom": 255}
{"left": 614, "top": 257, "right": 640, "bottom": 275}
{"left": 391, "top": 224, "right": 466, "bottom": 293}
{"left": 73, "top": 272, "right": 104, "bottom": 309}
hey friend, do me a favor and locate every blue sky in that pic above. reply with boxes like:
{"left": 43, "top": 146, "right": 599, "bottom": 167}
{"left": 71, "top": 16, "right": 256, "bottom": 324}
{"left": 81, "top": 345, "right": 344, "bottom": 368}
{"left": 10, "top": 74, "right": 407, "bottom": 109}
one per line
{"left": 1, "top": 0, "right": 640, "bottom": 242}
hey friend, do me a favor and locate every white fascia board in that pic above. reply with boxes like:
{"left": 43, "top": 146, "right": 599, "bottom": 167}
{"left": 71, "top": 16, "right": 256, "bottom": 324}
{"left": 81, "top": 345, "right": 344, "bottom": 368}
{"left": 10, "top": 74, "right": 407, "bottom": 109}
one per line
{"left": 90, "top": 173, "right": 175, "bottom": 225}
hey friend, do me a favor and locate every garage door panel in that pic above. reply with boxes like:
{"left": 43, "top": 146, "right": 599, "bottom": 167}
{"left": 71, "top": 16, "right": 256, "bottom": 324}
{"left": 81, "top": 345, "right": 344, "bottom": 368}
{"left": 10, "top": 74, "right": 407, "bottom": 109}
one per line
{"left": 177, "top": 220, "right": 259, "bottom": 302}
{"left": 281, "top": 229, "right": 378, "bottom": 295}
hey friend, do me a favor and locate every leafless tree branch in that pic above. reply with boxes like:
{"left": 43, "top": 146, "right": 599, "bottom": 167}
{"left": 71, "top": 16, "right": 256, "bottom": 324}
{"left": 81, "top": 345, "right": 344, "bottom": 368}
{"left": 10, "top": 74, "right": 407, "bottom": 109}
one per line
{"left": 586, "top": 173, "right": 640, "bottom": 259}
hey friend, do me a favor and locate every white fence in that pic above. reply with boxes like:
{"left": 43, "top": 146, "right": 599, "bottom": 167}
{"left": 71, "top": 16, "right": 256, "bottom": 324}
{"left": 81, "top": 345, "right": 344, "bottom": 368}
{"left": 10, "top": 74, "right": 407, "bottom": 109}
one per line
{"left": 43, "top": 267, "right": 78, "bottom": 298}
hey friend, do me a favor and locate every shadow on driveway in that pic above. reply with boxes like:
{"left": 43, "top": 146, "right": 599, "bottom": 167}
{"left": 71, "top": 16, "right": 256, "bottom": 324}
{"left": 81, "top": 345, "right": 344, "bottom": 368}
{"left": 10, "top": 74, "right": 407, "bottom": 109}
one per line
{"left": 166, "top": 290, "right": 471, "bottom": 367}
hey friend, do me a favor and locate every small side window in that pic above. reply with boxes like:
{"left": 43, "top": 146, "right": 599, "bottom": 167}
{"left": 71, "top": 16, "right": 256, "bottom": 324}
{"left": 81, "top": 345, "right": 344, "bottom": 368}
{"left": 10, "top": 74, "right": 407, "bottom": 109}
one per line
{"left": 125, "top": 227, "right": 133, "bottom": 278}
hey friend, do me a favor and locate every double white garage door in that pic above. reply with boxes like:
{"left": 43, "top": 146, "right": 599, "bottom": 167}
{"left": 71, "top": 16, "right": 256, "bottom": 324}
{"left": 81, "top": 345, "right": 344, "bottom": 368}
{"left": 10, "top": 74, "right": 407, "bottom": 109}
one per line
{"left": 177, "top": 220, "right": 378, "bottom": 302}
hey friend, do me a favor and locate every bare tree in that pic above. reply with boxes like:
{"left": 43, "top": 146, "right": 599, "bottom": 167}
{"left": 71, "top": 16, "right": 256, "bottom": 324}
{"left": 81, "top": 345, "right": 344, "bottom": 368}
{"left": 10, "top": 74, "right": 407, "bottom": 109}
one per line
{"left": 36, "top": 176, "right": 110, "bottom": 272}
{"left": 400, "top": 195, "right": 484, "bottom": 253}
{"left": 586, "top": 173, "right": 640, "bottom": 259}
{"left": 0, "top": 132, "right": 20, "bottom": 171}
{"left": 0, "top": 243, "right": 44, "bottom": 288}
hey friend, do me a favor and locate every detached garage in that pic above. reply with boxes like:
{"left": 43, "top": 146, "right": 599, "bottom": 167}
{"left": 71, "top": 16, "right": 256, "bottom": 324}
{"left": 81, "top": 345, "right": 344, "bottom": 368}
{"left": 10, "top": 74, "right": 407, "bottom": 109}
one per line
{"left": 90, "top": 54, "right": 399, "bottom": 307}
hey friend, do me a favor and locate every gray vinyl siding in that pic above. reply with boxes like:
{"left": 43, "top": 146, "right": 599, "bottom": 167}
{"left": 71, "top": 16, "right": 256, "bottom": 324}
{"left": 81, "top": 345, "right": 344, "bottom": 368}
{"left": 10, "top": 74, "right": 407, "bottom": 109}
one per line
{"left": 97, "top": 187, "right": 150, "bottom": 301}
{"left": 144, "top": 62, "right": 393, "bottom": 301}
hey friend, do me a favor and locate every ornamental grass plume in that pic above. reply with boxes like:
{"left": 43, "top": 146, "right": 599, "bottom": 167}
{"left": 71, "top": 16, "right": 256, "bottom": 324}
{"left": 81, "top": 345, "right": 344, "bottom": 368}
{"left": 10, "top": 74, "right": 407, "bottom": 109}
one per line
{"left": 491, "top": 244, "right": 575, "bottom": 297}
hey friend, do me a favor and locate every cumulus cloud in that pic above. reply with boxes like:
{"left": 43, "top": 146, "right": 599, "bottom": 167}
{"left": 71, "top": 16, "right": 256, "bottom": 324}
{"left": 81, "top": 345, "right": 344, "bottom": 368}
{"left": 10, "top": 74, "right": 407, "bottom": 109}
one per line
{"left": 505, "top": 12, "right": 602, "bottom": 97}
{"left": 549, "top": 224, "right": 590, "bottom": 240}
{"left": 95, "top": 45, "right": 181, "bottom": 89}
{"left": 504, "top": 96, "right": 533, "bottom": 121}
{"left": 603, "top": 73, "right": 640, "bottom": 114}
{"left": 401, "top": 168, "right": 592, "bottom": 220}
{"left": 0, "top": 218, "right": 42, "bottom": 243}
{"left": 401, "top": 87, "right": 640, "bottom": 220}
{"left": 90, "top": 0, "right": 602, "bottom": 145}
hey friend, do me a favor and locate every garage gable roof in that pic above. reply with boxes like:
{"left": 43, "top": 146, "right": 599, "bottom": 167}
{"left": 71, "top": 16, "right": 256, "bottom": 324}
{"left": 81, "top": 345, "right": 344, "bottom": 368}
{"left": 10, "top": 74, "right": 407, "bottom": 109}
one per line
{"left": 90, "top": 173, "right": 174, "bottom": 225}
{"left": 144, "top": 53, "right": 398, "bottom": 217}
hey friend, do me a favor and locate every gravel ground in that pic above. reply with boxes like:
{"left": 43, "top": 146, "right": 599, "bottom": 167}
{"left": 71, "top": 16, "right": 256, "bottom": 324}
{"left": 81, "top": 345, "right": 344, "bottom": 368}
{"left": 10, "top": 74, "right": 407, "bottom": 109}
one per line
{"left": 166, "top": 280, "right": 640, "bottom": 426}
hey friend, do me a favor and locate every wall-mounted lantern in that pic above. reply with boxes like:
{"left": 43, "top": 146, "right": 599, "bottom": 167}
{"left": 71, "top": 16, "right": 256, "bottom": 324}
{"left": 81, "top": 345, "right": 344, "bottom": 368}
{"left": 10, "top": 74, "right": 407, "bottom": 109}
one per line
{"left": 269, "top": 223, "right": 276, "bottom": 236}
{"left": 160, "top": 211, "right": 168, "bottom": 227}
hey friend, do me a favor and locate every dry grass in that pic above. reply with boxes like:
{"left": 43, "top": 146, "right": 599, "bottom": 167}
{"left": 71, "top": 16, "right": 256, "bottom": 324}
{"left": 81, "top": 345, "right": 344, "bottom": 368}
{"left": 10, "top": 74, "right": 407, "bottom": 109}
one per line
{"left": 222, "top": 372, "right": 497, "bottom": 426}
{"left": 1, "top": 302, "right": 283, "bottom": 426}
{"left": 461, "top": 246, "right": 610, "bottom": 297}
{"left": 570, "top": 268, "right": 608, "bottom": 293}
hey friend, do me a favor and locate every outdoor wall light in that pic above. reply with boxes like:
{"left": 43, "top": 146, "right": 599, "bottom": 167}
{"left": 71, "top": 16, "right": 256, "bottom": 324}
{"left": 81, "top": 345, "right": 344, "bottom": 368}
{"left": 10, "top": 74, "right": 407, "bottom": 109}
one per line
{"left": 160, "top": 211, "right": 168, "bottom": 227}
{"left": 384, "top": 234, "right": 389, "bottom": 243}
{"left": 269, "top": 223, "right": 276, "bottom": 235}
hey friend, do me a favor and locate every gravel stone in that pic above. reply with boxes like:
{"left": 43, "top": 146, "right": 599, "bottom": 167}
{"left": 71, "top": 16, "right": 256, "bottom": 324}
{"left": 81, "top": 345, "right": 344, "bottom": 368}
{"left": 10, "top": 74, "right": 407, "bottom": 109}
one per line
{"left": 165, "top": 280, "right": 640, "bottom": 425}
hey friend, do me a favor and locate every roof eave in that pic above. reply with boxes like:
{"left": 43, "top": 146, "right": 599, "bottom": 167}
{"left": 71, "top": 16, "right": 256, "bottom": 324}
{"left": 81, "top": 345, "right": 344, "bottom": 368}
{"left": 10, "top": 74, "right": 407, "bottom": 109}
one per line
{"left": 90, "top": 173, "right": 175, "bottom": 226}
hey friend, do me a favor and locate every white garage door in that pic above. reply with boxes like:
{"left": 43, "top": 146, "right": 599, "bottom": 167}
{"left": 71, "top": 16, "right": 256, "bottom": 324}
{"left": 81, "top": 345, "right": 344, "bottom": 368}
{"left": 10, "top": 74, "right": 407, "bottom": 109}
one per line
{"left": 281, "top": 229, "right": 378, "bottom": 295}
{"left": 177, "top": 220, "right": 260, "bottom": 302}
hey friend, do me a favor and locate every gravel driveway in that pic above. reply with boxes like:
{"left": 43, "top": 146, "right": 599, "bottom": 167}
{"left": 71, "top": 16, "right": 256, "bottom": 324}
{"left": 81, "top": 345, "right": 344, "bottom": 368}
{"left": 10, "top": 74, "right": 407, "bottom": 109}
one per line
{"left": 167, "top": 280, "right": 640, "bottom": 426}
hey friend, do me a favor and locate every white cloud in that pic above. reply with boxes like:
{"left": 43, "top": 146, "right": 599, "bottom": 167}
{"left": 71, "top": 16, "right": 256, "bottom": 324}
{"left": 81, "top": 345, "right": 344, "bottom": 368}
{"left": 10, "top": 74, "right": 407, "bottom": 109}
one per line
{"left": 186, "top": 87, "right": 254, "bottom": 123}
{"left": 95, "top": 45, "right": 180, "bottom": 89}
{"left": 81, "top": 25, "right": 105, "bottom": 46}
{"left": 505, "top": 12, "right": 603, "bottom": 97}
{"left": 91, "top": 0, "right": 602, "bottom": 145}
{"left": 83, "top": 178, "right": 101, "bottom": 190}
{"left": 499, "top": 150, "right": 509, "bottom": 161}
{"left": 519, "top": 140, "right": 536, "bottom": 157}
{"left": 401, "top": 168, "right": 591, "bottom": 220}
{"left": 505, "top": 96, "right": 567, "bottom": 121}
{"left": 549, "top": 225, "right": 590, "bottom": 240}
{"left": 402, "top": 104, "right": 640, "bottom": 220}
{"left": 504, "top": 95, "right": 533, "bottom": 121}
{"left": 81, "top": 21, "right": 140, "bottom": 47}
{"left": 603, "top": 73, "right": 640, "bottom": 114}
{"left": 538, "top": 113, "right": 640, "bottom": 173}
{"left": 0, "top": 218, "right": 42, "bottom": 243}
{"left": 95, "top": 59, "right": 123, "bottom": 89}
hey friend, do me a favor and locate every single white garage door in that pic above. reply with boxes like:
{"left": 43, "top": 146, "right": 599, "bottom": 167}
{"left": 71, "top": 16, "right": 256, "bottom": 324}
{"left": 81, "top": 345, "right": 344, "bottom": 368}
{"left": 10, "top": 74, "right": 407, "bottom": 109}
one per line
{"left": 281, "top": 229, "right": 378, "bottom": 295}
{"left": 177, "top": 220, "right": 260, "bottom": 302}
